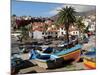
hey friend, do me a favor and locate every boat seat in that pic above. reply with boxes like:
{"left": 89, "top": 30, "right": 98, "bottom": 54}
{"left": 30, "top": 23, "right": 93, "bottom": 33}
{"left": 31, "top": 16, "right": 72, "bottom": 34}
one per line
{"left": 43, "top": 47, "right": 53, "bottom": 54}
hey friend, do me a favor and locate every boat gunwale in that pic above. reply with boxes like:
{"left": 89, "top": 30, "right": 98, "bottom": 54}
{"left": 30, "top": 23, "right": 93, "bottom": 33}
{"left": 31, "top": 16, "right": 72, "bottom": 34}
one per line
{"left": 54, "top": 44, "right": 82, "bottom": 56}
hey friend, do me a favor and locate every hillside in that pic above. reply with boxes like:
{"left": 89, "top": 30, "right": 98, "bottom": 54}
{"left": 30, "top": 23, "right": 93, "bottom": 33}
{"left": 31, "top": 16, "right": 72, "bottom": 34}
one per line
{"left": 50, "top": 9, "right": 96, "bottom": 21}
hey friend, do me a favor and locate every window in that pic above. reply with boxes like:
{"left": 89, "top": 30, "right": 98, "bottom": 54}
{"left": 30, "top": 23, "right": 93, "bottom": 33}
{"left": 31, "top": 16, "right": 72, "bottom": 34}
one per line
{"left": 62, "top": 32, "right": 63, "bottom": 35}
{"left": 42, "top": 32, "right": 44, "bottom": 35}
{"left": 61, "top": 28, "right": 63, "bottom": 30}
{"left": 55, "top": 32, "right": 57, "bottom": 34}
{"left": 73, "top": 32, "right": 75, "bottom": 34}
{"left": 48, "top": 32, "right": 50, "bottom": 34}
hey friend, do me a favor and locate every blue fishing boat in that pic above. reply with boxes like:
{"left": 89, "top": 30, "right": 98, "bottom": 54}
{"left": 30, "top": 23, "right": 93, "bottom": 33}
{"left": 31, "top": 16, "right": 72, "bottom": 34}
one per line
{"left": 30, "top": 44, "right": 82, "bottom": 66}
{"left": 41, "top": 46, "right": 54, "bottom": 54}
{"left": 40, "top": 44, "right": 82, "bottom": 61}
{"left": 29, "top": 49, "right": 64, "bottom": 68}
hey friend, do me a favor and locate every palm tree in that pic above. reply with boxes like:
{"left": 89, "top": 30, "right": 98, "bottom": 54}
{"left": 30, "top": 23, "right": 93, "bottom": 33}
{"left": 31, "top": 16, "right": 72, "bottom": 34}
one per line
{"left": 19, "top": 26, "right": 29, "bottom": 42}
{"left": 57, "top": 6, "right": 76, "bottom": 42}
{"left": 76, "top": 17, "right": 85, "bottom": 40}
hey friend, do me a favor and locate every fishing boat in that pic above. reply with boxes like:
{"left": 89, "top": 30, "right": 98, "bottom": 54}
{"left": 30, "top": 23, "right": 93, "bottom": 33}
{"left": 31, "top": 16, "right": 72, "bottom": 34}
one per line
{"left": 83, "top": 51, "right": 96, "bottom": 69}
{"left": 29, "top": 50, "right": 64, "bottom": 69}
{"left": 52, "top": 39, "right": 81, "bottom": 62}
{"left": 29, "top": 39, "right": 82, "bottom": 68}
{"left": 37, "top": 44, "right": 82, "bottom": 62}
{"left": 54, "top": 44, "right": 81, "bottom": 62}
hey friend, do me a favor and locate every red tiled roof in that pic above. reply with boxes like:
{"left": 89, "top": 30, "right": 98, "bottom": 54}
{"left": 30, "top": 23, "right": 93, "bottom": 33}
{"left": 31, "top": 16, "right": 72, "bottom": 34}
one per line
{"left": 69, "top": 26, "right": 78, "bottom": 32}
{"left": 32, "top": 22, "right": 45, "bottom": 26}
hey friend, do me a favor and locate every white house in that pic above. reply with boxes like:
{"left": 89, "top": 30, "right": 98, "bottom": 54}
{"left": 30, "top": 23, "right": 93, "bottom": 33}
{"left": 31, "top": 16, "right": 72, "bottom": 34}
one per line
{"left": 58, "top": 27, "right": 66, "bottom": 38}
{"left": 58, "top": 25, "right": 79, "bottom": 38}
{"left": 82, "top": 19, "right": 91, "bottom": 27}
{"left": 33, "top": 30, "right": 43, "bottom": 39}
{"left": 88, "top": 22, "right": 96, "bottom": 32}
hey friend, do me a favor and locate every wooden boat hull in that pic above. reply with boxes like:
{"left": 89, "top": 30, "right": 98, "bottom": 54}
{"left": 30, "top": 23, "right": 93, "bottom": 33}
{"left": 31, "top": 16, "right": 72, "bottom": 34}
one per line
{"left": 83, "top": 59, "right": 96, "bottom": 69}
{"left": 54, "top": 44, "right": 82, "bottom": 62}
{"left": 34, "top": 57, "right": 64, "bottom": 69}
{"left": 83, "top": 51, "right": 96, "bottom": 69}
{"left": 29, "top": 44, "right": 82, "bottom": 68}
{"left": 59, "top": 50, "right": 81, "bottom": 62}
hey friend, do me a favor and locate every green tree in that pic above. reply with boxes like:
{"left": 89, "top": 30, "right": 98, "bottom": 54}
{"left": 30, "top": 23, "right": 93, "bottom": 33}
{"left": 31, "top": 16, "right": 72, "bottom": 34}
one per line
{"left": 84, "top": 25, "right": 89, "bottom": 33}
{"left": 19, "top": 26, "right": 29, "bottom": 42}
{"left": 57, "top": 6, "right": 76, "bottom": 42}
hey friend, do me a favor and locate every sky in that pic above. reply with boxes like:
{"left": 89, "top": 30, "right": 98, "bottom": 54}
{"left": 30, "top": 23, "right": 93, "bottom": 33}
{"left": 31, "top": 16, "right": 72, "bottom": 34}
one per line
{"left": 11, "top": 0, "right": 96, "bottom": 17}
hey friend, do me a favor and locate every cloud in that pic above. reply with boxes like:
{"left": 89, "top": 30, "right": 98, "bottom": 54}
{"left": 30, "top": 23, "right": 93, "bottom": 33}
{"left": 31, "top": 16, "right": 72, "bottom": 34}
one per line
{"left": 67, "top": 4, "right": 96, "bottom": 12}
{"left": 49, "top": 4, "right": 96, "bottom": 15}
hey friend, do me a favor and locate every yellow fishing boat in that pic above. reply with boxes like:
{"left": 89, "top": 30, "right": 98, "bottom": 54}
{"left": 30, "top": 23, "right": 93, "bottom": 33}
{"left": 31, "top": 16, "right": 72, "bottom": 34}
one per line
{"left": 83, "top": 51, "right": 96, "bottom": 69}
{"left": 83, "top": 58, "right": 96, "bottom": 69}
